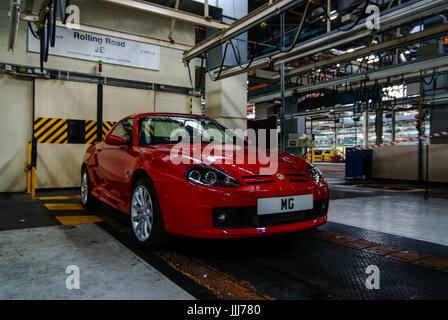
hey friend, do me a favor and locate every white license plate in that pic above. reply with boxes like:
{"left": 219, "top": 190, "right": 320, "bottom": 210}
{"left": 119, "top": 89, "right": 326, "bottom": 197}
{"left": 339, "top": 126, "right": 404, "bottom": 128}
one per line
{"left": 257, "top": 194, "right": 314, "bottom": 215}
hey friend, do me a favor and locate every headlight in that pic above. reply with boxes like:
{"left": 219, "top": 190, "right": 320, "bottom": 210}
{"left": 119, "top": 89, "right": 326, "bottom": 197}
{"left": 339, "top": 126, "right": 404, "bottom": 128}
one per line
{"left": 307, "top": 164, "right": 324, "bottom": 183}
{"left": 185, "top": 166, "right": 240, "bottom": 187}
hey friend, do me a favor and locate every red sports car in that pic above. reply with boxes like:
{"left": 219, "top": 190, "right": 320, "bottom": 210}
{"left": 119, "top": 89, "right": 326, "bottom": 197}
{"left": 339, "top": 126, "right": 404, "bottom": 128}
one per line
{"left": 81, "top": 113, "right": 329, "bottom": 248}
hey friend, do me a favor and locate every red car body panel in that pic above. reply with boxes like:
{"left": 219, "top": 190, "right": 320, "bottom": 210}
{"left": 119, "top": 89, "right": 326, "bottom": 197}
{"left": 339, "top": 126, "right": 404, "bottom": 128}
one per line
{"left": 83, "top": 113, "right": 329, "bottom": 239}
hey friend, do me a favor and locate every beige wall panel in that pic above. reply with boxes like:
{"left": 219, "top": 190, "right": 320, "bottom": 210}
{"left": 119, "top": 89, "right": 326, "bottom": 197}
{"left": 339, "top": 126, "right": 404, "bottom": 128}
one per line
{"left": 372, "top": 145, "right": 448, "bottom": 183}
{"left": 35, "top": 79, "right": 97, "bottom": 120}
{"left": 0, "top": 0, "right": 198, "bottom": 190}
{"left": 215, "top": 117, "right": 248, "bottom": 131}
{"left": 0, "top": 0, "right": 194, "bottom": 87}
{"left": 34, "top": 79, "right": 96, "bottom": 188}
{"left": 0, "top": 75, "right": 33, "bottom": 192}
{"left": 103, "top": 86, "right": 155, "bottom": 122}
{"left": 36, "top": 144, "right": 88, "bottom": 189}
{"left": 426, "top": 145, "right": 448, "bottom": 183}
{"left": 155, "top": 92, "right": 201, "bottom": 115}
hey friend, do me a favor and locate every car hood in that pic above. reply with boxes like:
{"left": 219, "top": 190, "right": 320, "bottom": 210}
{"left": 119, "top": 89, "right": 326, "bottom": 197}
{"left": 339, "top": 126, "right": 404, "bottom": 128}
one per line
{"left": 144, "top": 143, "right": 308, "bottom": 176}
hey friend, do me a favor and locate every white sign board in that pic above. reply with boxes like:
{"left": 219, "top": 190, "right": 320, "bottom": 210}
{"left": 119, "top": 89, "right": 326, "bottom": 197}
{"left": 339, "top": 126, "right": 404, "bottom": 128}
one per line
{"left": 28, "top": 27, "right": 160, "bottom": 71}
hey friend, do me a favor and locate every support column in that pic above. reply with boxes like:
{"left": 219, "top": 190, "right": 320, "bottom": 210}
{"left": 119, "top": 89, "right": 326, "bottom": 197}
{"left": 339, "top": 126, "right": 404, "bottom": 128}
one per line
{"left": 205, "top": 74, "right": 248, "bottom": 130}
{"left": 204, "top": 0, "right": 248, "bottom": 131}
{"left": 391, "top": 110, "right": 396, "bottom": 142}
{"left": 97, "top": 83, "right": 103, "bottom": 142}
{"left": 375, "top": 109, "right": 383, "bottom": 145}
{"left": 362, "top": 110, "right": 369, "bottom": 147}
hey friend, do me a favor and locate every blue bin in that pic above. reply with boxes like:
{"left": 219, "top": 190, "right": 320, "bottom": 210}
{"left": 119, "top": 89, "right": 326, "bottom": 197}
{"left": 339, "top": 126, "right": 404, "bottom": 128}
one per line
{"left": 345, "top": 148, "right": 373, "bottom": 180}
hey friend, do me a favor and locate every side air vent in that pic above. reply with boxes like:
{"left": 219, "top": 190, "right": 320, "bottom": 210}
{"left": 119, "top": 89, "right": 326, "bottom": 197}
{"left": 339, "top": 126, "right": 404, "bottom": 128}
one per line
{"left": 241, "top": 175, "right": 275, "bottom": 185}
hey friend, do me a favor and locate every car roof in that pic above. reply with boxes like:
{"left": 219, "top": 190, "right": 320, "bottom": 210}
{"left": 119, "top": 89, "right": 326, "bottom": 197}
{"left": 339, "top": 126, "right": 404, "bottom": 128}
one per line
{"left": 128, "top": 112, "right": 212, "bottom": 120}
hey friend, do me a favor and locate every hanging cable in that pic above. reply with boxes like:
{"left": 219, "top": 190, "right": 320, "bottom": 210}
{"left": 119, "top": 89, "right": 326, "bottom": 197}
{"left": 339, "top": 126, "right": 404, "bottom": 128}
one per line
{"left": 277, "top": 0, "right": 312, "bottom": 54}
{"left": 59, "top": 0, "right": 66, "bottom": 24}
{"left": 205, "top": 41, "right": 230, "bottom": 81}
{"left": 40, "top": 26, "right": 46, "bottom": 72}
{"left": 34, "top": 0, "right": 69, "bottom": 71}
{"left": 229, "top": 40, "right": 256, "bottom": 70}
{"left": 45, "top": 1, "right": 54, "bottom": 63}
{"left": 28, "top": 22, "right": 39, "bottom": 39}
{"left": 51, "top": 0, "right": 57, "bottom": 47}
{"left": 63, "top": 0, "right": 70, "bottom": 24}
{"left": 422, "top": 68, "right": 437, "bottom": 86}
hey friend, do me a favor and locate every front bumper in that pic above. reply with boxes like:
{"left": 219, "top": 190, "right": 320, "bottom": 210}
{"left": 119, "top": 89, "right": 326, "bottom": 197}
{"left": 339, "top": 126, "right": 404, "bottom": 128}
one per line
{"left": 154, "top": 179, "right": 329, "bottom": 239}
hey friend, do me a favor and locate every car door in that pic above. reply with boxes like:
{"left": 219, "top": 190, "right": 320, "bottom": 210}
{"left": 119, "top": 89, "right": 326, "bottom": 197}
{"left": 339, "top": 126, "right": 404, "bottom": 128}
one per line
{"left": 97, "top": 118, "right": 138, "bottom": 206}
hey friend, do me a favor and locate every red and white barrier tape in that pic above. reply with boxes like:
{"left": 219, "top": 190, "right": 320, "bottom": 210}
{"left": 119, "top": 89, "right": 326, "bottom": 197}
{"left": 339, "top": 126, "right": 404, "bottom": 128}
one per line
{"left": 359, "top": 130, "right": 448, "bottom": 150}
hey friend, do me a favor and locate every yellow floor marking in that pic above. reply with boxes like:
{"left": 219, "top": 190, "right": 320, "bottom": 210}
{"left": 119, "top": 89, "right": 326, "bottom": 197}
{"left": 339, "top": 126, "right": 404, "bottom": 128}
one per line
{"left": 45, "top": 203, "right": 84, "bottom": 210}
{"left": 38, "top": 195, "right": 81, "bottom": 200}
{"left": 55, "top": 215, "right": 103, "bottom": 225}
{"left": 155, "top": 250, "right": 274, "bottom": 300}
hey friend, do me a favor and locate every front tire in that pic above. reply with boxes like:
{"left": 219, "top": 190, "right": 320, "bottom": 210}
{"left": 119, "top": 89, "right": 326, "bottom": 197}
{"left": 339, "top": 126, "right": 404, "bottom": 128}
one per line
{"left": 130, "top": 177, "right": 166, "bottom": 249}
{"left": 81, "top": 168, "right": 97, "bottom": 209}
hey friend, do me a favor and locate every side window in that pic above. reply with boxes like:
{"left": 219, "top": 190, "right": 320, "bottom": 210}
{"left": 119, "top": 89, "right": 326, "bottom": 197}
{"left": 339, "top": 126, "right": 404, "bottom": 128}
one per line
{"left": 110, "top": 119, "right": 134, "bottom": 143}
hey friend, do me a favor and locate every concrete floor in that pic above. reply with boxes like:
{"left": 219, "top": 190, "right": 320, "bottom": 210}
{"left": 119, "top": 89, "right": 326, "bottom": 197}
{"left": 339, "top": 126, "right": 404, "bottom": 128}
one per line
{"left": 1, "top": 163, "right": 447, "bottom": 299}
{"left": 0, "top": 223, "right": 194, "bottom": 300}
{"left": 328, "top": 195, "right": 448, "bottom": 247}
{"left": 315, "top": 162, "right": 448, "bottom": 246}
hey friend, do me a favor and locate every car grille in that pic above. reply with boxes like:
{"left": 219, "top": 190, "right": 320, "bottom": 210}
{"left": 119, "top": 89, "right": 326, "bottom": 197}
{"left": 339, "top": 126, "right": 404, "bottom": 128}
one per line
{"left": 212, "top": 198, "right": 328, "bottom": 229}
{"left": 241, "top": 169, "right": 310, "bottom": 185}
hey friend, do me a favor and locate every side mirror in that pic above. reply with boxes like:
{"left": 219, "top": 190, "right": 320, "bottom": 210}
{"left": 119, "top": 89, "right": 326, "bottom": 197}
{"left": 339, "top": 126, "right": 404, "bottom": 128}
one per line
{"left": 105, "top": 134, "right": 127, "bottom": 146}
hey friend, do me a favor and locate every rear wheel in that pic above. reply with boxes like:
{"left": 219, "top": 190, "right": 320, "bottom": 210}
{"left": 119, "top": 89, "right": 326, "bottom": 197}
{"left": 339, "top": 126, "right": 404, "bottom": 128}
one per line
{"left": 130, "top": 177, "right": 166, "bottom": 248}
{"left": 81, "top": 168, "right": 97, "bottom": 209}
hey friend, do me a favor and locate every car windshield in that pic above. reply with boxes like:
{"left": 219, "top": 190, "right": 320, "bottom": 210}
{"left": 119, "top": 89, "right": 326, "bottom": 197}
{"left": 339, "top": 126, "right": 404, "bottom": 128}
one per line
{"left": 138, "top": 116, "right": 242, "bottom": 145}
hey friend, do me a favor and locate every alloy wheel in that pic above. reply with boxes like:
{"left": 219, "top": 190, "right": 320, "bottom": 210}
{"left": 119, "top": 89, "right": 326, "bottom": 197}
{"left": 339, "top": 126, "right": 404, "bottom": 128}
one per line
{"left": 131, "top": 185, "right": 154, "bottom": 242}
{"left": 81, "top": 172, "right": 89, "bottom": 205}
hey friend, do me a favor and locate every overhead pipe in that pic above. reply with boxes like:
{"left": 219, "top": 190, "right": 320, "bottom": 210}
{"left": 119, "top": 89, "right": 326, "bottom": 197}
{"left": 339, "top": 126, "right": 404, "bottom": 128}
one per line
{"left": 250, "top": 54, "right": 448, "bottom": 104}
{"left": 183, "top": 0, "right": 306, "bottom": 62}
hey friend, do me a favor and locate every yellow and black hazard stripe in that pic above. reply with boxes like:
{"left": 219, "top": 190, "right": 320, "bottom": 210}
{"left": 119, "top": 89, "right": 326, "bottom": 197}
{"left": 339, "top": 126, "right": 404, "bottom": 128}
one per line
{"left": 102, "top": 121, "right": 115, "bottom": 138}
{"left": 33, "top": 117, "right": 68, "bottom": 144}
{"left": 34, "top": 117, "right": 117, "bottom": 144}
{"left": 84, "top": 120, "right": 97, "bottom": 144}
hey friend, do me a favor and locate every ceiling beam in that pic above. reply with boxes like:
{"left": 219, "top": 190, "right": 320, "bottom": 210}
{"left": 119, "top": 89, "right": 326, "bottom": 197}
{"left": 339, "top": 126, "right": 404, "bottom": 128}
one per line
{"left": 249, "top": 54, "right": 448, "bottom": 104}
{"left": 99, "top": 0, "right": 229, "bottom": 30}
{"left": 209, "top": 0, "right": 448, "bottom": 80}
